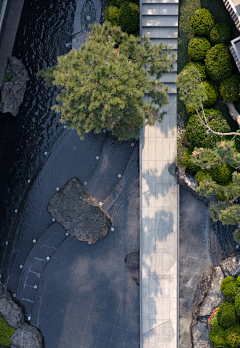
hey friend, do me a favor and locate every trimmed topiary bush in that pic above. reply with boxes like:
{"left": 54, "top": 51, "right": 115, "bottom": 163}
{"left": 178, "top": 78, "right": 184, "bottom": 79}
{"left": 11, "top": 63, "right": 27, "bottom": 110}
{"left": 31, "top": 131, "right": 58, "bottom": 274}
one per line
{"left": 209, "top": 164, "right": 234, "bottom": 186}
{"left": 195, "top": 170, "right": 211, "bottom": 185}
{"left": 205, "top": 44, "right": 232, "bottom": 81}
{"left": 209, "top": 325, "right": 227, "bottom": 348}
{"left": 210, "top": 22, "right": 231, "bottom": 44}
{"left": 190, "top": 8, "right": 215, "bottom": 36}
{"left": 235, "top": 292, "right": 240, "bottom": 317}
{"left": 104, "top": 6, "right": 120, "bottom": 26}
{"left": 202, "top": 81, "right": 218, "bottom": 106}
{"left": 182, "top": 62, "right": 207, "bottom": 81}
{"left": 221, "top": 276, "right": 240, "bottom": 301}
{"left": 118, "top": 2, "right": 139, "bottom": 33}
{"left": 220, "top": 75, "right": 240, "bottom": 103}
{"left": 225, "top": 325, "right": 240, "bottom": 347}
{"left": 186, "top": 109, "right": 231, "bottom": 148}
{"left": 188, "top": 37, "right": 211, "bottom": 61}
{"left": 0, "top": 317, "right": 15, "bottom": 346}
{"left": 217, "top": 302, "right": 238, "bottom": 328}
{"left": 184, "top": 147, "right": 201, "bottom": 172}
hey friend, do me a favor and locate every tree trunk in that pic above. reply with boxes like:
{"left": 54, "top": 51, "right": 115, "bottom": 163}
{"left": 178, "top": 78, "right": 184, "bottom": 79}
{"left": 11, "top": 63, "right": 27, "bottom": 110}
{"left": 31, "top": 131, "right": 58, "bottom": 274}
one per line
{"left": 224, "top": 101, "right": 240, "bottom": 127}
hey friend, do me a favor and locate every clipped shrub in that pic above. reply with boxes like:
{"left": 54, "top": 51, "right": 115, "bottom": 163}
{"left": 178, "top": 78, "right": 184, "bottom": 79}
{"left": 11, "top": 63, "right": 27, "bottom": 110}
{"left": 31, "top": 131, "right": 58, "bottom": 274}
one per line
{"left": 104, "top": 6, "right": 120, "bottom": 26}
{"left": 225, "top": 325, "right": 240, "bottom": 347}
{"left": 205, "top": 44, "right": 232, "bottom": 81}
{"left": 186, "top": 109, "right": 231, "bottom": 148}
{"left": 220, "top": 75, "right": 240, "bottom": 103}
{"left": 235, "top": 292, "right": 240, "bottom": 316}
{"left": 202, "top": 81, "right": 218, "bottom": 106}
{"left": 209, "top": 164, "right": 234, "bottom": 186}
{"left": 188, "top": 37, "right": 211, "bottom": 61}
{"left": 209, "top": 325, "right": 227, "bottom": 348}
{"left": 184, "top": 148, "right": 201, "bottom": 172}
{"left": 195, "top": 170, "right": 211, "bottom": 185}
{"left": 221, "top": 276, "right": 239, "bottom": 301}
{"left": 215, "top": 189, "right": 227, "bottom": 202}
{"left": 0, "top": 316, "right": 15, "bottom": 346}
{"left": 190, "top": 8, "right": 214, "bottom": 36}
{"left": 118, "top": 2, "right": 139, "bottom": 33}
{"left": 186, "top": 104, "right": 201, "bottom": 115}
{"left": 182, "top": 62, "right": 207, "bottom": 81}
{"left": 217, "top": 302, "right": 238, "bottom": 328}
{"left": 210, "top": 22, "right": 231, "bottom": 44}
{"left": 237, "top": 276, "right": 240, "bottom": 287}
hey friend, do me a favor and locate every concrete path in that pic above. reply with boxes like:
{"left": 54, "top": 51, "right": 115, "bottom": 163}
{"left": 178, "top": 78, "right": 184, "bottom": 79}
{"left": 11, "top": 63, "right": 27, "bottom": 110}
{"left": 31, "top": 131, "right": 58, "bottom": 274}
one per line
{"left": 140, "top": 0, "right": 178, "bottom": 346}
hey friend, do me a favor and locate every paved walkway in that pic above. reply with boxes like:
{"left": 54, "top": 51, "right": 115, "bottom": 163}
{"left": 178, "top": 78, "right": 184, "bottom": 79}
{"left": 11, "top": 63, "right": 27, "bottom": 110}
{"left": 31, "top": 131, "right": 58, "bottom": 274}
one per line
{"left": 140, "top": 0, "right": 178, "bottom": 346}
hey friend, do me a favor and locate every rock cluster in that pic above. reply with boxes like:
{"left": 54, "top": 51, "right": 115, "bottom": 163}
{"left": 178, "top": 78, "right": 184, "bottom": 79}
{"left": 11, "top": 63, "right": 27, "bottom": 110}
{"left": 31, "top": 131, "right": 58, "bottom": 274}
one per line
{"left": 125, "top": 251, "right": 140, "bottom": 285}
{"left": 0, "top": 56, "right": 28, "bottom": 116}
{"left": 191, "top": 254, "right": 240, "bottom": 348}
{"left": 0, "top": 282, "right": 43, "bottom": 348}
{"left": 47, "top": 177, "right": 112, "bottom": 244}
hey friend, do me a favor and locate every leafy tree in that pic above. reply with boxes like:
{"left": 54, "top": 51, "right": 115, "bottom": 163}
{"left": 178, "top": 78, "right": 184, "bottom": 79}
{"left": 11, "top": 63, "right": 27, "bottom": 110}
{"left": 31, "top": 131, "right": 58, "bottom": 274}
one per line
{"left": 37, "top": 21, "right": 175, "bottom": 140}
{"left": 176, "top": 65, "right": 240, "bottom": 137}
{"left": 190, "top": 141, "right": 240, "bottom": 238}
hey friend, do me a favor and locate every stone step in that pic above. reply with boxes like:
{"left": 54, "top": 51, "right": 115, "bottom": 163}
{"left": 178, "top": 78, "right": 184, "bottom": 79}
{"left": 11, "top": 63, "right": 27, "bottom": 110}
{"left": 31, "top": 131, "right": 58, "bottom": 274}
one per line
{"left": 147, "top": 38, "right": 178, "bottom": 49}
{"left": 142, "top": 27, "right": 178, "bottom": 38}
{"left": 87, "top": 135, "right": 137, "bottom": 202}
{"left": 142, "top": 15, "right": 178, "bottom": 27}
{"left": 142, "top": 0, "right": 178, "bottom": 3}
{"left": 142, "top": 3, "right": 178, "bottom": 15}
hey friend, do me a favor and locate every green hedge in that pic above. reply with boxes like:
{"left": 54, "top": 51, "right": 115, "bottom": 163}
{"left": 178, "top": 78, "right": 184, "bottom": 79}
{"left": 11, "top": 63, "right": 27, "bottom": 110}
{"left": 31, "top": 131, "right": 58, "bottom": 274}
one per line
{"left": 104, "top": 6, "right": 120, "bottom": 26}
{"left": 186, "top": 109, "right": 231, "bottom": 148}
{"left": 202, "top": 81, "right": 218, "bottom": 106}
{"left": 225, "top": 325, "right": 240, "bottom": 347}
{"left": 190, "top": 8, "right": 215, "bottom": 36}
{"left": 235, "top": 292, "right": 240, "bottom": 317}
{"left": 209, "top": 164, "right": 234, "bottom": 186}
{"left": 205, "top": 44, "right": 232, "bottom": 81}
{"left": 188, "top": 37, "right": 211, "bottom": 61}
{"left": 217, "top": 302, "right": 238, "bottom": 329}
{"left": 0, "top": 317, "right": 15, "bottom": 347}
{"left": 195, "top": 170, "right": 211, "bottom": 185}
{"left": 210, "top": 22, "right": 231, "bottom": 44}
{"left": 220, "top": 75, "right": 240, "bottom": 103}
{"left": 182, "top": 62, "right": 207, "bottom": 81}
{"left": 221, "top": 276, "right": 240, "bottom": 301}
{"left": 118, "top": 2, "right": 139, "bottom": 33}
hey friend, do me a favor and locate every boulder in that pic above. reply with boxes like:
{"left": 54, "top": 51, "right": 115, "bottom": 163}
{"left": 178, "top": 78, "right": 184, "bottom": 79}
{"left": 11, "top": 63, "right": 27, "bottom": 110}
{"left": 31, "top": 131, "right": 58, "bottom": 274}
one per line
{"left": 0, "top": 291, "right": 24, "bottom": 329}
{"left": 47, "top": 177, "right": 112, "bottom": 244}
{"left": 198, "top": 267, "right": 225, "bottom": 318}
{"left": 10, "top": 323, "right": 43, "bottom": 348}
{"left": 191, "top": 267, "right": 213, "bottom": 322}
{"left": 220, "top": 253, "right": 240, "bottom": 277}
{"left": 191, "top": 317, "right": 211, "bottom": 348}
{"left": 0, "top": 56, "right": 28, "bottom": 116}
{"left": 125, "top": 251, "right": 139, "bottom": 285}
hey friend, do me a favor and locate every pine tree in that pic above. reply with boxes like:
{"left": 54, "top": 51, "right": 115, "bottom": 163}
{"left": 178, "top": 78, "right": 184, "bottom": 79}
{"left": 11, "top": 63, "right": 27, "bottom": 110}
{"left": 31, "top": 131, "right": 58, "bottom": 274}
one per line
{"left": 191, "top": 141, "right": 240, "bottom": 240}
{"left": 37, "top": 21, "right": 175, "bottom": 141}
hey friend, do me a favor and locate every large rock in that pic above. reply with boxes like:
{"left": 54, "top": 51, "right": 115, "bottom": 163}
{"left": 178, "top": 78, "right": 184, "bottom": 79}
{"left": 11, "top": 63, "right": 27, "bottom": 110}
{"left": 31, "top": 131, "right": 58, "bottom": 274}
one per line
{"left": 191, "top": 317, "right": 211, "bottom": 348}
{"left": 220, "top": 253, "right": 240, "bottom": 277}
{"left": 10, "top": 323, "right": 43, "bottom": 348}
{"left": 0, "top": 56, "right": 28, "bottom": 116}
{"left": 125, "top": 251, "right": 139, "bottom": 285}
{"left": 47, "top": 177, "right": 112, "bottom": 244}
{"left": 0, "top": 291, "right": 24, "bottom": 329}
{"left": 198, "top": 267, "right": 225, "bottom": 317}
{"left": 192, "top": 267, "right": 213, "bottom": 322}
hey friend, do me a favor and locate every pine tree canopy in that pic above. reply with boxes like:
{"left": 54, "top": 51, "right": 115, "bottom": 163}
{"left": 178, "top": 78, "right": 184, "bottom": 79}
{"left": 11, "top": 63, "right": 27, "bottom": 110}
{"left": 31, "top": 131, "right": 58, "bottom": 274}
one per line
{"left": 37, "top": 21, "right": 175, "bottom": 140}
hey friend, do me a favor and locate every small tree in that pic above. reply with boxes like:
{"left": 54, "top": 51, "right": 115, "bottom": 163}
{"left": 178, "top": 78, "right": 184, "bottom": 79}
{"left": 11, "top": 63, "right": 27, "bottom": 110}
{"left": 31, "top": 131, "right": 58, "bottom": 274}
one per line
{"left": 37, "top": 21, "right": 175, "bottom": 141}
{"left": 190, "top": 141, "right": 240, "bottom": 239}
{"left": 176, "top": 66, "right": 240, "bottom": 136}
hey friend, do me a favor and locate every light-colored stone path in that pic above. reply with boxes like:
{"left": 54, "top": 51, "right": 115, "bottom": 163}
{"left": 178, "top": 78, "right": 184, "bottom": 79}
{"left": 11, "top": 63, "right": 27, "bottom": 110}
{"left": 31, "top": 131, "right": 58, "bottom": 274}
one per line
{"left": 140, "top": 0, "right": 178, "bottom": 346}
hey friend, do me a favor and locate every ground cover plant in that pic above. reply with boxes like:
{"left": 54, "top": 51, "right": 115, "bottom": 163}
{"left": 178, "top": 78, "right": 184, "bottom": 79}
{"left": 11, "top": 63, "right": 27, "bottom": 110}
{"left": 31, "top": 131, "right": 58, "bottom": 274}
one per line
{"left": 209, "top": 276, "right": 240, "bottom": 347}
{"left": 0, "top": 317, "right": 15, "bottom": 347}
{"left": 37, "top": 21, "right": 175, "bottom": 141}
